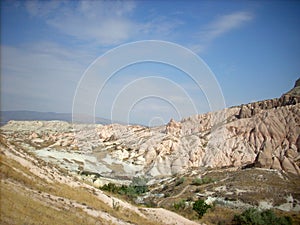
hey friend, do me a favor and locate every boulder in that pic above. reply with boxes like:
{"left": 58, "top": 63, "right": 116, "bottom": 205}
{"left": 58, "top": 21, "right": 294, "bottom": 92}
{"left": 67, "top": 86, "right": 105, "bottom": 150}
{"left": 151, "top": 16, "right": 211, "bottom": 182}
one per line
{"left": 271, "top": 157, "right": 282, "bottom": 171}
{"left": 255, "top": 141, "right": 273, "bottom": 169}
{"left": 281, "top": 157, "right": 298, "bottom": 175}
{"left": 238, "top": 104, "right": 252, "bottom": 119}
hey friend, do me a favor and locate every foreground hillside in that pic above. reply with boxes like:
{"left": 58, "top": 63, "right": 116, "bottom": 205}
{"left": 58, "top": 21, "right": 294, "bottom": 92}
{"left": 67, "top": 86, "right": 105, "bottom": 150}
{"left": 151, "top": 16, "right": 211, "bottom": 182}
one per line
{"left": 0, "top": 135, "right": 201, "bottom": 225}
{"left": 1, "top": 132, "right": 299, "bottom": 224}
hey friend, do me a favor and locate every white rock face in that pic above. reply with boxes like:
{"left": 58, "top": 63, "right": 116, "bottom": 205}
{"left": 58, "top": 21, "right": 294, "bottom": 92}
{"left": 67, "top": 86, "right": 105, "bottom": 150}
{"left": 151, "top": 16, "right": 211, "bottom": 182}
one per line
{"left": 1, "top": 93, "right": 300, "bottom": 177}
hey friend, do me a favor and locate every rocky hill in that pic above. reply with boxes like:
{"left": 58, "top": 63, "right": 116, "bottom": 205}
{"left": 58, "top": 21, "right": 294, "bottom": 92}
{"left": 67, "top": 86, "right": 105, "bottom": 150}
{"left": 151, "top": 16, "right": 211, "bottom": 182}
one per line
{"left": 1, "top": 80, "right": 299, "bottom": 178}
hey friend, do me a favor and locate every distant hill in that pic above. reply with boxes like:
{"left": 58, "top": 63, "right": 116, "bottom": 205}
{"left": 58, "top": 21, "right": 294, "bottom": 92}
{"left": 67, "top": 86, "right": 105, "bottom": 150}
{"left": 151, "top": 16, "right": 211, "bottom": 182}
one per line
{"left": 0, "top": 111, "right": 113, "bottom": 125}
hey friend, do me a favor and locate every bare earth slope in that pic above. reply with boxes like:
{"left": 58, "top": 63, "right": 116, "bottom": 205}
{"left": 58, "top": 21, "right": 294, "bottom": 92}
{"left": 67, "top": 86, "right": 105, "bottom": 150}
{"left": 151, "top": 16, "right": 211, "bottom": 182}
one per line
{"left": 0, "top": 134, "right": 200, "bottom": 225}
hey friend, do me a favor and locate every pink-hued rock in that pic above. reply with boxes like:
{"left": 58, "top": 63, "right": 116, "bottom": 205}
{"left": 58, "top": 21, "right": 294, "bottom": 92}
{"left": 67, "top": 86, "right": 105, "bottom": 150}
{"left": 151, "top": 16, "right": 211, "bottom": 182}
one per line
{"left": 1, "top": 81, "right": 300, "bottom": 176}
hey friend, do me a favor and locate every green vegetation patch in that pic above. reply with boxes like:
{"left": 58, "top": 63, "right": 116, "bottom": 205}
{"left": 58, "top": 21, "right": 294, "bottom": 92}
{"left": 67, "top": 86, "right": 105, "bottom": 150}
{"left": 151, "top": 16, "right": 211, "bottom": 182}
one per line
{"left": 191, "top": 177, "right": 215, "bottom": 186}
{"left": 175, "top": 177, "right": 185, "bottom": 186}
{"left": 233, "top": 208, "right": 292, "bottom": 225}
{"left": 193, "top": 199, "right": 211, "bottom": 218}
{"left": 100, "top": 176, "right": 148, "bottom": 198}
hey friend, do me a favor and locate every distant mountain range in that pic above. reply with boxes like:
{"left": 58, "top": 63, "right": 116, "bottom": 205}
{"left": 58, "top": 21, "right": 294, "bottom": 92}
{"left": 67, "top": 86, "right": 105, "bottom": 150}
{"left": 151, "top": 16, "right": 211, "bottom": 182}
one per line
{"left": 0, "top": 111, "right": 113, "bottom": 125}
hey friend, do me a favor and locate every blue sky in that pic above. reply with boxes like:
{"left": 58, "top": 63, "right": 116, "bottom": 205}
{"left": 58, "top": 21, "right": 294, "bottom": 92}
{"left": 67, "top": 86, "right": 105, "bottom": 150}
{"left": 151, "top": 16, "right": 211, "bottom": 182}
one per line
{"left": 1, "top": 0, "right": 300, "bottom": 126}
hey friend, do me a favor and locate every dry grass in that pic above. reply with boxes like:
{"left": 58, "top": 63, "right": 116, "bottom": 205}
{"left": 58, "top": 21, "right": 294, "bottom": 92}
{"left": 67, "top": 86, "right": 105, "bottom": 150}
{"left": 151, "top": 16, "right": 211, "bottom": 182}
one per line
{"left": 0, "top": 182, "right": 103, "bottom": 225}
{"left": 0, "top": 148, "right": 156, "bottom": 225}
{"left": 200, "top": 205, "right": 239, "bottom": 225}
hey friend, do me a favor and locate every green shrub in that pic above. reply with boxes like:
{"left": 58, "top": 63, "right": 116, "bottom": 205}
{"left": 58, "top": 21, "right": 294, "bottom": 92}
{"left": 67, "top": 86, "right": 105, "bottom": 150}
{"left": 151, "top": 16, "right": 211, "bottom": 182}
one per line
{"left": 100, "top": 176, "right": 148, "bottom": 198}
{"left": 100, "top": 183, "right": 119, "bottom": 193}
{"left": 233, "top": 208, "right": 292, "bottom": 225}
{"left": 191, "top": 177, "right": 214, "bottom": 186}
{"left": 191, "top": 178, "right": 203, "bottom": 185}
{"left": 164, "top": 193, "right": 170, "bottom": 198}
{"left": 173, "top": 199, "right": 186, "bottom": 210}
{"left": 175, "top": 177, "right": 185, "bottom": 186}
{"left": 130, "top": 176, "right": 148, "bottom": 195}
{"left": 193, "top": 199, "right": 211, "bottom": 218}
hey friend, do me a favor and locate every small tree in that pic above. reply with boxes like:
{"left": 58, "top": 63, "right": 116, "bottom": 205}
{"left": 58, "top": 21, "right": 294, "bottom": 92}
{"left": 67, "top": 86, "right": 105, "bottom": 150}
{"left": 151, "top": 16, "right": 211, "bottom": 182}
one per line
{"left": 130, "top": 176, "right": 148, "bottom": 195}
{"left": 193, "top": 199, "right": 211, "bottom": 218}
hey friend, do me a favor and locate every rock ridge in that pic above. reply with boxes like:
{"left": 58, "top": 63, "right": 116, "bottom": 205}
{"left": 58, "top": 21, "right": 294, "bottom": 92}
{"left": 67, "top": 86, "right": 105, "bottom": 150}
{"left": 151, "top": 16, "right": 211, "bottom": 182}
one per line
{"left": 1, "top": 79, "right": 300, "bottom": 177}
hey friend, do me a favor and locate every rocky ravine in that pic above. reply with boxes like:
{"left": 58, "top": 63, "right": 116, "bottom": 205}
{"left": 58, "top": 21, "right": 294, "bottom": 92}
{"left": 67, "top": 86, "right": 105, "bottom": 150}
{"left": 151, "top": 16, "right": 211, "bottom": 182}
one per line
{"left": 1, "top": 80, "right": 299, "bottom": 180}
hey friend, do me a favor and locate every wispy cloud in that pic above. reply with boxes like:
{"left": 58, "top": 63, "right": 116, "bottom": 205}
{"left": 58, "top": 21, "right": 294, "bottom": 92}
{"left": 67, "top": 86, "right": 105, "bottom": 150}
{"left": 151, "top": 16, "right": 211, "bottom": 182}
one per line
{"left": 24, "top": 0, "right": 138, "bottom": 46}
{"left": 191, "top": 11, "right": 254, "bottom": 53}
{"left": 23, "top": 0, "right": 183, "bottom": 46}
{"left": 25, "top": 0, "right": 61, "bottom": 17}
{"left": 201, "top": 11, "right": 253, "bottom": 41}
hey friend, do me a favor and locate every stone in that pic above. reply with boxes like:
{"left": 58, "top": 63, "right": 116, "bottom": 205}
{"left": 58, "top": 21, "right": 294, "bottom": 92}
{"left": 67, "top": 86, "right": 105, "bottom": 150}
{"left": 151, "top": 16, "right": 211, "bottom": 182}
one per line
{"left": 281, "top": 157, "right": 298, "bottom": 175}
{"left": 93, "top": 179, "right": 109, "bottom": 188}
{"left": 238, "top": 104, "right": 252, "bottom": 119}
{"left": 271, "top": 157, "right": 282, "bottom": 171}
{"left": 285, "top": 149, "right": 297, "bottom": 159}
{"left": 255, "top": 141, "right": 273, "bottom": 169}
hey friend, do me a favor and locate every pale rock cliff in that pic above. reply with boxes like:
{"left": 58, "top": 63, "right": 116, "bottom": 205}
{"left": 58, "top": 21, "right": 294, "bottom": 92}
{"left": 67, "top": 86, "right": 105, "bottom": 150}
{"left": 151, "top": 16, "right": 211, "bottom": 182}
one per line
{"left": 1, "top": 79, "right": 300, "bottom": 177}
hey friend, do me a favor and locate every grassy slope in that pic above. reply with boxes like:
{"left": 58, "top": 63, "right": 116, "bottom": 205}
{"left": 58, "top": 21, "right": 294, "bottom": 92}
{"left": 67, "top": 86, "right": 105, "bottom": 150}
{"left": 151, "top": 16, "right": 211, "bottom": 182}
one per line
{"left": 0, "top": 143, "right": 156, "bottom": 225}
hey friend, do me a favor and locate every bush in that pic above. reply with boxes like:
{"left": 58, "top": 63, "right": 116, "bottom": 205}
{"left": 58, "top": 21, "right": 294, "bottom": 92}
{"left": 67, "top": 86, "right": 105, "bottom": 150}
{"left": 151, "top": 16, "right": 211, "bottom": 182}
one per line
{"left": 173, "top": 199, "right": 186, "bottom": 210}
{"left": 191, "top": 177, "right": 214, "bottom": 186}
{"left": 191, "top": 178, "right": 203, "bottom": 185}
{"left": 100, "top": 176, "right": 148, "bottom": 198}
{"left": 130, "top": 176, "right": 148, "bottom": 195}
{"left": 175, "top": 177, "right": 185, "bottom": 186}
{"left": 193, "top": 199, "right": 211, "bottom": 218}
{"left": 233, "top": 208, "right": 292, "bottom": 225}
{"left": 164, "top": 193, "right": 170, "bottom": 198}
{"left": 100, "top": 183, "right": 119, "bottom": 193}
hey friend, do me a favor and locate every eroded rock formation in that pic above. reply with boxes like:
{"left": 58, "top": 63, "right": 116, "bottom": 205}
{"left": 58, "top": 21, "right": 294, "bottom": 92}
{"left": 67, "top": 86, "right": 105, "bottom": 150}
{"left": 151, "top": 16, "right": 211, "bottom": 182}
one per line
{"left": 1, "top": 79, "right": 300, "bottom": 177}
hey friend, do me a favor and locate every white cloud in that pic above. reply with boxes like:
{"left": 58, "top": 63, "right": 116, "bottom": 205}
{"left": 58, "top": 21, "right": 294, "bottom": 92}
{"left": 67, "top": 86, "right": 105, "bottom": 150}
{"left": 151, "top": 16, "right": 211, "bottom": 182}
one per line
{"left": 22, "top": 0, "right": 183, "bottom": 46}
{"left": 25, "top": 0, "right": 61, "bottom": 17}
{"left": 203, "top": 11, "right": 253, "bottom": 40}
{"left": 49, "top": 7, "right": 137, "bottom": 45}
{"left": 23, "top": 0, "right": 138, "bottom": 45}
{"left": 191, "top": 11, "right": 253, "bottom": 53}
{"left": 140, "top": 16, "right": 184, "bottom": 38}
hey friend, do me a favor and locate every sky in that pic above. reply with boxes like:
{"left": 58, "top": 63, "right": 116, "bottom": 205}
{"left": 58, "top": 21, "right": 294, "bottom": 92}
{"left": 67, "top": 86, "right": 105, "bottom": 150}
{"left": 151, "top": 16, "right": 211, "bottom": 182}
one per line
{"left": 1, "top": 0, "right": 300, "bottom": 126}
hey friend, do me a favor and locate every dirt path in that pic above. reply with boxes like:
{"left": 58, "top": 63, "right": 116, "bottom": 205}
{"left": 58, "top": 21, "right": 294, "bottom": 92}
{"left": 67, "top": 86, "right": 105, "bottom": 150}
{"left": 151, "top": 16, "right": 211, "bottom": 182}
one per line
{"left": 157, "top": 184, "right": 191, "bottom": 207}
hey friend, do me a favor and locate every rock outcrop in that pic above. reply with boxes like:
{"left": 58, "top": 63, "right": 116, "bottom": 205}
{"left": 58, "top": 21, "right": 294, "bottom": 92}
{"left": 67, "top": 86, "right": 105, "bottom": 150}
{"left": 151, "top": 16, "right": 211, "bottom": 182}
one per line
{"left": 255, "top": 141, "right": 273, "bottom": 169}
